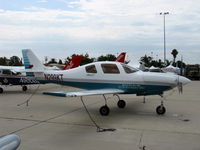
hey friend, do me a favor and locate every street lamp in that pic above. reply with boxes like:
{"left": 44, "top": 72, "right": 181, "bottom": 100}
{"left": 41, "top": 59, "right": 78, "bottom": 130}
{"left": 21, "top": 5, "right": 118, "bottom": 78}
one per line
{"left": 160, "top": 12, "right": 169, "bottom": 65}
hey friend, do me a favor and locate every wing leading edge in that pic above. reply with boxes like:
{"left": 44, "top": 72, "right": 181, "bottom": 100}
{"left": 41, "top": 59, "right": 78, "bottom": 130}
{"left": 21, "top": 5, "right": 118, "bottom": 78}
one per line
{"left": 43, "top": 89, "right": 125, "bottom": 97}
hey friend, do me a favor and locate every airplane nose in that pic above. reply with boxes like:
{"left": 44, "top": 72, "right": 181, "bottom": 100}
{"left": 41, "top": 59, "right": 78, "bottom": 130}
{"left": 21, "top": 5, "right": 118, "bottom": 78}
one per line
{"left": 178, "top": 76, "right": 191, "bottom": 85}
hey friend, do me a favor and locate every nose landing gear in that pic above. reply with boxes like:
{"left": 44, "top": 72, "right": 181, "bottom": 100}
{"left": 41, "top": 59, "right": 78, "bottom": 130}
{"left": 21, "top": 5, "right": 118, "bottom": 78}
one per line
{"left": 156, "top": 95, "right": 166, "bottom": 115}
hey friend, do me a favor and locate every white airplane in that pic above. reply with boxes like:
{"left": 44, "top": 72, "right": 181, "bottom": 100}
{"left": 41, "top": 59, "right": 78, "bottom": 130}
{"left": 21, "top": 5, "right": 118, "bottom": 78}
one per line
{"left": 22, "top": 49, "right": 190, "bottom": 116}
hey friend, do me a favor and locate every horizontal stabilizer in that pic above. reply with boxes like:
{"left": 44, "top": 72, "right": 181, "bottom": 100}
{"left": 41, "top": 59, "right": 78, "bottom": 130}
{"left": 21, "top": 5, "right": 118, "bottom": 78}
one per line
{"left": 43, "top": 89, "right": 125, "bottom": 97}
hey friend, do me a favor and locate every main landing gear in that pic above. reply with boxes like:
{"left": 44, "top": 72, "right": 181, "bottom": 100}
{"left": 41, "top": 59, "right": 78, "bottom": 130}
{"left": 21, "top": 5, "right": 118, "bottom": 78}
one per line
{"left": 156, "top": 95, "right": 166, "bottom": 115}
{"left": 99, "top": 94, "right": 126, "bottom": 116}
{"left": 22, "top": 85, "right": 28, "bottom": 92}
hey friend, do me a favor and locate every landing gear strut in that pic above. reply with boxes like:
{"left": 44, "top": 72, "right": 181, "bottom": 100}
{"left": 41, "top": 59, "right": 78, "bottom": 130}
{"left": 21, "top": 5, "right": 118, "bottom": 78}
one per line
{"left": 156, "top": 95, "right": 166, "bottom": 115}
{"left": 99, "top": 94, "right": 126, "bottom": 116}
{"left": 0, "top": 87, "right": 3, "bottom": 93}
{"left": 22, "top": 86, "right": 28, "bottom": 92}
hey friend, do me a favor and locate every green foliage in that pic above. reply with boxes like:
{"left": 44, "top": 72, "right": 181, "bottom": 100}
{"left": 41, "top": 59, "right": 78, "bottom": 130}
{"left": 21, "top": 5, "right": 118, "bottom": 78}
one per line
{"left": 9, "top": 56, "right": 22, "bottom": 66}
{"left": 0, "top": 57, "right": 8, "bottom": 65}
{"left": 140, "top": 55, "right": 153, "bottom": 67}
{"left": 48, "top": 58, "right": 57, "bottom": 64}
{"left": 171, "top": 49, "right": 179, "bottom": 65}
{"left": 97, "top": 54, "right": 116, "bottom": 61}
{"left": 58, "top": 59, "right": 63, "bottom": 64}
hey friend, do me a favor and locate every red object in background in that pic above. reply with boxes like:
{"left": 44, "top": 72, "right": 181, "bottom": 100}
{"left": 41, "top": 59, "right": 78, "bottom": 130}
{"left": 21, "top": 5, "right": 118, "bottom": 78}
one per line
{"left": 116, "top": 52, "right": 126, "bottom": 63}
{"left": 62, "top": 56, "right": 83, "bottom": 70}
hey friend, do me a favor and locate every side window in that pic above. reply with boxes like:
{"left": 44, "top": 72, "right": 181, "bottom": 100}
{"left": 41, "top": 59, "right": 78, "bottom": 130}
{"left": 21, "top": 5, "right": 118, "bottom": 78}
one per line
{"left": 122, "top": 64, "right": 138, "bottom": 73}
{"left": 2, "top": 69, "right": 12, "bottom": 75}
{"left": 85, "top": 65, "right": 97, "bottom": 73}
{"left": 101, "top": 64, "right": 120, "bottom": 74}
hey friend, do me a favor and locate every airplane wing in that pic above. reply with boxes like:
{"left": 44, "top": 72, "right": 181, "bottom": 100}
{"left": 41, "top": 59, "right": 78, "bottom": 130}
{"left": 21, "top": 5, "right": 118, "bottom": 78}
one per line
{"left": 43, "top": 89, "right": 125, "bottom": 97}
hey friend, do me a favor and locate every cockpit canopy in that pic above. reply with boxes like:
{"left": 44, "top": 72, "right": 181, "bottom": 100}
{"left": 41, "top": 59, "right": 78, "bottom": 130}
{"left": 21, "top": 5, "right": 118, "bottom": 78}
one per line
{"left": 85, "top": 62, "right": 138, "bottom": 74}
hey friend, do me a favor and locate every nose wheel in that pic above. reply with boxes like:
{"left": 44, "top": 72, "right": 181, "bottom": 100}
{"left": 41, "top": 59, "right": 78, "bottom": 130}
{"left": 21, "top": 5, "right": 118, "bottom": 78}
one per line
{"left": 156, "top": 105, "right": 166, "bottom": 115}
{"left": 156, "top": 95, "right": 166, "bottom": 115}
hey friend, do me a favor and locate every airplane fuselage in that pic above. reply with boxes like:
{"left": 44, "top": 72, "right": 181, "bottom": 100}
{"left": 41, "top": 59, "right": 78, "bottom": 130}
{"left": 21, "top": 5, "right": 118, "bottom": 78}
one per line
{"left": 32, "top": 62, "right": 185, "bottom": 96}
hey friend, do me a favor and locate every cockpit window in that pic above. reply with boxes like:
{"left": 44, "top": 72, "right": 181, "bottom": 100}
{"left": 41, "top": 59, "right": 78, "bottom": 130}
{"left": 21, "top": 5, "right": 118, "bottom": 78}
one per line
{"left": 101, "top": 64, "right": 120, "bottom": 74}
{"left": 121, "top": 64, "right": 138, "bottom": 73}
{"left": 85, "top": 65, "right": 97, "bottom": 73}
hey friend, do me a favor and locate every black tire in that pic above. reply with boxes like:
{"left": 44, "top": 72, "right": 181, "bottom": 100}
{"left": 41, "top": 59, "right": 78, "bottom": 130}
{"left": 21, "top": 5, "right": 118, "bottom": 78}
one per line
{"left": 0, "top": 88, "right": 3, "bottom": 94}
{"left": 117, "top": 100, "right": 126, "bottom": 108}
{"left": 22, "top": 86, "right": 28, "bottom": 91}
{"left": 156, "top": 105, "right": 166, "bottom": 115}
{"left": 99, "top": 105, "right": 110, "bottom": 116}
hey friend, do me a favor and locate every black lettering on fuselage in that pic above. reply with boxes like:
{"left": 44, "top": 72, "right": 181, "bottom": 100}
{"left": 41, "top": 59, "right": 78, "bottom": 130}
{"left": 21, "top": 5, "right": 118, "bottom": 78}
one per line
{"left": 44, "top": 74, "right": 63, "bottom": 81}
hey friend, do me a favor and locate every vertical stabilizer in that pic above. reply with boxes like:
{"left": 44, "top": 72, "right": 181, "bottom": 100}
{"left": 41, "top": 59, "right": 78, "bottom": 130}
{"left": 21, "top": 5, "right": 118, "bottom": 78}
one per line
{"left": 116, "top": 52, "right": 126, "bottom": 63}
{"left": 22, "top": 49, "right": 44, "bottom": 77}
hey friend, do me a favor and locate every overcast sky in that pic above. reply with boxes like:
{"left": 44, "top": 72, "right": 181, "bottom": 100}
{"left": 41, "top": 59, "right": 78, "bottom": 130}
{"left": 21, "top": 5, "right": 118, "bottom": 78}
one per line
{"left": 0, "top": 0, "right": 199, "bottom": 65}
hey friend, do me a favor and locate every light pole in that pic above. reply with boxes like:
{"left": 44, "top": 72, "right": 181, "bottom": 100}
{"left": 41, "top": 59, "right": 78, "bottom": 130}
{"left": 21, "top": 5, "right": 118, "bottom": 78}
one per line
{"left": 160, "top": 12, "right": 169, "bottom": 65}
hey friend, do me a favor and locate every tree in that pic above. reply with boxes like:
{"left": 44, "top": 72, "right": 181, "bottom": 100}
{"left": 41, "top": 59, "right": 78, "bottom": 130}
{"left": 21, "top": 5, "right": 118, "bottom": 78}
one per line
{"left": 171, "top": 49, "right": 178, "bottom": 66}
{"left": 9, "top": 56, "right": 22, "bottom": 66}
{"left": 58, "top": 59, "right": 63, "bottom": 64}
{"left": 97, "top": 54, "right": 116, "bottom": 61}
{"left": 81, "top": 54, "right": 94, "bottom": 65}
{"left": 48, "top": 58, "right": 57, "bottom": 64}
{"left": 140, "top": 55, "right": 153, "bottom": 67}
{"left": 0, "top": 57, "right": 8, "bottom": 65}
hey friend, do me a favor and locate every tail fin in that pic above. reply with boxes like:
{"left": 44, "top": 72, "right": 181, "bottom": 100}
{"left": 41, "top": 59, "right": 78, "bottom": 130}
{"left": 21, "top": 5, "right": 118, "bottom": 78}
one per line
{"left": 116, "top": 52, "right": 126, "bottom": 63}
{"left": 22, "top": 49, "right": 44, "bottom": 76}
{"left": 62, "top": 55, "right": 83, "bottom": 70}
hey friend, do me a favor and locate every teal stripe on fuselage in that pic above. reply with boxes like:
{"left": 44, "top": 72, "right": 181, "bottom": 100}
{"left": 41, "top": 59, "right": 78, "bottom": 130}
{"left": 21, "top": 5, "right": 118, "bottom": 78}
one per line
{"left": 38, "top": 79, "right": 171, "bottom": 96}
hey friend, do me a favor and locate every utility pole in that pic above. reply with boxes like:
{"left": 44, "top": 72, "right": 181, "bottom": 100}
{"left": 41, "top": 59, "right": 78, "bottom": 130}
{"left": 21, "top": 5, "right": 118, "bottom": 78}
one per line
{"left": 160, "top": 12, "right": 169, "bottom": 65}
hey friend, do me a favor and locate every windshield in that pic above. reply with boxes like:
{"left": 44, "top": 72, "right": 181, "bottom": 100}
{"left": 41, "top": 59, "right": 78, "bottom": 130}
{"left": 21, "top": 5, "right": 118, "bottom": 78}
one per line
{"left": 121, "top": 64, "right": 138, "bottom": 74}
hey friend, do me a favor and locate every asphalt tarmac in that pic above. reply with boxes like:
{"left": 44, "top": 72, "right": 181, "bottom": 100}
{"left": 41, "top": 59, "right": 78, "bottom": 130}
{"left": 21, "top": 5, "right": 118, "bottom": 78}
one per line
{"left": 0, "top": 81, "right": 199, "bottom": 150}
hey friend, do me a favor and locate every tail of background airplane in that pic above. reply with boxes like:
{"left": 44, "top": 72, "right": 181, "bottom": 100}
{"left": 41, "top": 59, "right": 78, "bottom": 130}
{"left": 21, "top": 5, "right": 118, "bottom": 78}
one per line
{"left": 62, "top": 55, "right": 83, "bottom": 70}
{"left": 22, "top": 49, "right": 45, "bottom": 77}
{"left": 116, "top": 52, "right": 126, "bottom": 63}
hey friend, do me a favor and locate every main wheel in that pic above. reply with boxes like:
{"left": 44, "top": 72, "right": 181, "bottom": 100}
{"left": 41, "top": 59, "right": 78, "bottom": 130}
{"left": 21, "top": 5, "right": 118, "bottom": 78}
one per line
{"left": 99, "top": 105, "right": 110, "bottom": 116}
{"left": 22, "top": 86, "right": 28, "bottom": 91}
{"left": 156, "top": 105, "right": 166, "bottom": 115}
{"left": 117, "top": 100, "right": 126, "bottom": 108}
{"left": 0, "top": 87, "right": 3, "bottom": 94}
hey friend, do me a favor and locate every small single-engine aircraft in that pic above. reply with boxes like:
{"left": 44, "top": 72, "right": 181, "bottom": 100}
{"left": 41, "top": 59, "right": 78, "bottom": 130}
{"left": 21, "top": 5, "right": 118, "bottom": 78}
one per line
{"left": 0, "top": 68, "right": 40, "bottom": 93}
{"left": 22, "top": 49, "right": 190, "bottom": 116}
{"left": 0, "top": 55, "right": 83, "bottom": 93}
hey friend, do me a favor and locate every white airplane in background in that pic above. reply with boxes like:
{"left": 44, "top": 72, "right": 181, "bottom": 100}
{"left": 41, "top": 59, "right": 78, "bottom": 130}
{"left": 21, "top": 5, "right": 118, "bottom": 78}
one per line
{"left": 22, "top": 49, "right": 190, "bottom": 116}
{"left": 0, "top": 55, "right": 83, "bottom": 93}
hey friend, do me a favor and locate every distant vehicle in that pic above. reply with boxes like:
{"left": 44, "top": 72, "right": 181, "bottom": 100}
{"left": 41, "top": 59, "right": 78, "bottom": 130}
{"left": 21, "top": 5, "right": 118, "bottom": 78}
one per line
{"left": 22, "top": 49, "right": 190, "bottom": 116}
{"left": 0, "top": 134, "right": 21, "bottom": 150}
{"left": 185, "top": 64, "right": 200, "bottom": 80}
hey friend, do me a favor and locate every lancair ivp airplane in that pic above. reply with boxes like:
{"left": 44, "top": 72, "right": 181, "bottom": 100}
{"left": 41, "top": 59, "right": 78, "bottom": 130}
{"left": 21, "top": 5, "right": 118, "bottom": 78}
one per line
{"left": 22, "top": 49, "right": 190, "bottom": 116}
